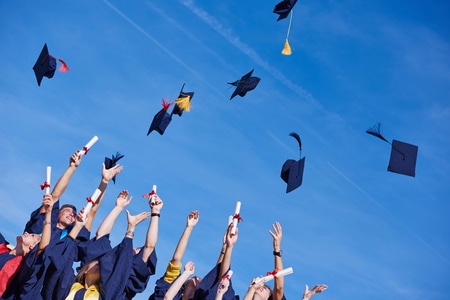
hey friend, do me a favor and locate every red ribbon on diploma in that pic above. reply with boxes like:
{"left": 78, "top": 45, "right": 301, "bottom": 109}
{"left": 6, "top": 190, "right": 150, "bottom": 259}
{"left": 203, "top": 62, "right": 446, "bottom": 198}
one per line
{"left": 266, "top": 269, "right": 278, "bottom": 278}
{"left": 40, "top": 181, "right": 50, "bottom": 190}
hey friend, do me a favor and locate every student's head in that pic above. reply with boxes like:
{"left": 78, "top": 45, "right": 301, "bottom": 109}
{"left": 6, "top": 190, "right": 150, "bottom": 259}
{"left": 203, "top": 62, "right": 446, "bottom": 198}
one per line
{"left": 252, "top": 285, "right": 272, "bottom": 300}
{"left": 58, "top": 204, "right": 77, "bottom": 227}
{"left": 183, "top": 276, "right": 202, "bottom": 300}
{"left": 16, "top": 232, "right": 41, "bottom": 254}
{"left": 76, "top": 260, "right": 100, "bottom": 286}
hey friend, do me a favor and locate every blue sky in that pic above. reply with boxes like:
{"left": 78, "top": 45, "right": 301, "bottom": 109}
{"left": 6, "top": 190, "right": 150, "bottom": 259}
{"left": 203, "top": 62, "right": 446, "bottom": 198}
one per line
{"left": 1, "top": 1, "right": 449, "bottom": 299}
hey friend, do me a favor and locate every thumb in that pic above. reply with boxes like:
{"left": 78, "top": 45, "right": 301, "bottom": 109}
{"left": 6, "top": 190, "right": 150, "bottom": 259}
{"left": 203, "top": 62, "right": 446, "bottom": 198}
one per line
{"left": 303, "top": 284, "right": 309, "bottom": 295}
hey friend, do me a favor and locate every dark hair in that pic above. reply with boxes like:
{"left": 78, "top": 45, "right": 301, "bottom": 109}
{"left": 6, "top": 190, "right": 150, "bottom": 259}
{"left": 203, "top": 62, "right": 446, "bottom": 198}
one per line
{"left": 75, "top": 260, "right": 99, "bottom": 284}
{"left": 60, "top": 204, "right": 77, "bottom": 214}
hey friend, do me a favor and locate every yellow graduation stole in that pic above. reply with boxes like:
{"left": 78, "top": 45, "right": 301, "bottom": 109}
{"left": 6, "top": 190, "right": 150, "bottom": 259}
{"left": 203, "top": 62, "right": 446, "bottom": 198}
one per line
{"left": 65, "top": 282, "right": 100, "bottom": 300}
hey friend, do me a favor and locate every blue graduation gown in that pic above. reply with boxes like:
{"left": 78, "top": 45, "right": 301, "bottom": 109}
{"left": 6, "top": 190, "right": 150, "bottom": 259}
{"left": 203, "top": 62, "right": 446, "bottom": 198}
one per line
{"left": 194, "top": 264, "right": 239, "bottom": 300}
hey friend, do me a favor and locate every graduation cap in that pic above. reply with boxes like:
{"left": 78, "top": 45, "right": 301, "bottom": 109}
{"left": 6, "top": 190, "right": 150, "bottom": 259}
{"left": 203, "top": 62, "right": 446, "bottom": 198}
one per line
{"left": 228, "top": 69, "right": 261, "bottom": 100}
{"left": 32, "top": 43, "right": 69, "bottom": 86}
{"left": 280, "top": 132, "right": 305, "bottom": 193}
{"left": 366, "top": 122, "right": 418, "bottom": 177}
{"left": 273, "top": 0, "right": 298, "bottom": 55}
{"left": 171, "top": 83, "right": 194, "bottom": 117}
{"left": 147, "top": 98, "right": 173, "bottom": 136}
{"left": 104, "top": 152, "right": 124, "bottom": 184}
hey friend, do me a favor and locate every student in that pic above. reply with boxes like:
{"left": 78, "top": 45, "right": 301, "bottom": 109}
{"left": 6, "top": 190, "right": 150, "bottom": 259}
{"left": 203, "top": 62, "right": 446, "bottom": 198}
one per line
{"left": 7, "top": 159, "right": 123, "bottom": 300}
{"left": 194, "top": 223, "right": 239, "bottom": 300}
{"left": 243, "top": 222, "right": 285, "bottom": 300}
{"left": 65, "top": 191, "right": 156, "bottom": 300}
{"left": 149, "top": 210, "right": 200, "bottom": 300}
{"left": 0, "top": 194, "right": 53, "bottom": 298}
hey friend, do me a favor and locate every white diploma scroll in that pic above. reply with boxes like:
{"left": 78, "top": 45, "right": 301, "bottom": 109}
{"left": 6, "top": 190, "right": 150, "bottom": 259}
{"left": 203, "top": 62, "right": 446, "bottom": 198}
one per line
{"left": 228, "top": 215, "right": 233, "bottom": 226}
{"left": 79, "top": 136, "right": 99, "bottom": 156}
{"left": 45, "top": 166, "right": 51, "bottom": 194}
{"left": 150, "top": 185, "right": 157, "bottom": 206}
{"left": 231, "top": 201, "right": 241, "bottom": 235}
{"left": 257, "top": 267, "right": 294, "bottom": 283}
{"left": 81, "top": 188, "right": 102, "bottom": 221}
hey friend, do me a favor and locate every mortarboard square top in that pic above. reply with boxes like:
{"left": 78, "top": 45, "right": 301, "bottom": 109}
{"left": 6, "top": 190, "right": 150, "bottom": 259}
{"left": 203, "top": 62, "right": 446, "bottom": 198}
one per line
{"left": 33, "top": 43, "right": 57, "bottom": 86}
{"left": 387, "top": 139, "right": 418, "bottom": 177}
{"left": 281, "top": 157, "right": 305, "bottom": 193}
{"left": 148, "top": 108, "right": 172, "bottom": 136}
{"left": 228, "top": 69, "right": 261, "bottom": 100}
{"left": 273, "top": 0, "right": 298, "bottom": 21}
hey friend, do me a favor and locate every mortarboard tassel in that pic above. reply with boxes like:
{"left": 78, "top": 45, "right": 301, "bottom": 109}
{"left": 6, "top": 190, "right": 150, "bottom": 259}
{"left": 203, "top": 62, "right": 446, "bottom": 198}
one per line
{"left": 281, "top": 10, "right": 293, "bottom": 56}
{"left": 57, "top": 58, "right": 69, "bottom": 72}
{"left": 282, "top": 39, "right": 292, "bottom": 55}
{"left": 161, "top": 97, "right": 173, "bottom": 111}
{"left": 175, "top": 94, "right": 191, "bottom": 112}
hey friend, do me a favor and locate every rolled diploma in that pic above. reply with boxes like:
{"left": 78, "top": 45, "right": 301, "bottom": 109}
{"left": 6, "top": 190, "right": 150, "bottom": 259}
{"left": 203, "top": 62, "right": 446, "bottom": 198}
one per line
{"left": 231, "top": 201, "right": 241, "bottom": 235}
{"left": 228, "top": 215, "right": 233, "bottom": 226}
{"left": 226, "top": 270, "right": 233, "bottom": 278}
{"left": 81, "top": 188, "right": 102, "bottom": 220}
{"left": 80, "top": 136, "right": 99, "bottom": 155}
{"left": 45, "top": 166, "right": 51, "bottom": 194}
{"left": 150, "top": 185, "right": 157, "bottom": 205}
{"left": 258, "top": 267, "right": 293, "bottom": 283}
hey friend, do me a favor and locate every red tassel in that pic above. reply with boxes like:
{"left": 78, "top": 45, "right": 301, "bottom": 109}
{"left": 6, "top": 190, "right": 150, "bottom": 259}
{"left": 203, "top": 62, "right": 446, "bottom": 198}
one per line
{"left": 161, "top": 97, "right": 173, "bottom": 111}
{"left": 58, "top": 59, "right": 69, "bottom": 72}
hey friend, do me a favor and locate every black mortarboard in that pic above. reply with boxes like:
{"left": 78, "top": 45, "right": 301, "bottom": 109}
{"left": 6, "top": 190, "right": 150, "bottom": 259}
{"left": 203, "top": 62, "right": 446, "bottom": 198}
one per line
{"left": 228, "top": 69, "right": 261, "bottom": 100}
{"left": 147, "top": 98, "right": 173, "bottom": 136}
{"left": 388, "top": 139, "right": 418, "bottom": 177}
{"left": 171, "top": 83, "right": 194, "bottom": 117}
{"left": 32, "top": 43, "right": 69, "bottom": 86}
{"left": 280, "top": 132, "right": 305, "bottom": 193}
{"left": 104, "top": 152, "right": 124, "bottom": 183}
{"left": 273, "top": 0, "right": 298, "bottom": 21}
{"left": 366, "top": 122, "right": 418, "bottom": 177}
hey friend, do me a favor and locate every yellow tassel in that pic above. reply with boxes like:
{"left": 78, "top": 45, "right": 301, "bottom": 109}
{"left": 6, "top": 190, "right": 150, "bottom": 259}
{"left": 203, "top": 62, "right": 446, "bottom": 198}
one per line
{"left": 282, "top": 39, "right": 292, "bottom": 56}
{"left": 175, "top": 94, "right": 191, "bottom": 112}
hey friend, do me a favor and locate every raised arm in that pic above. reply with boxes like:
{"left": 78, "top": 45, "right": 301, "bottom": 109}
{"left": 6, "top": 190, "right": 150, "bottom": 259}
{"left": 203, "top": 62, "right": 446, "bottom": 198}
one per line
{"left": 164, "top": 261, "right": 195, "bottom": 300}
{"left": 243, "top": 278, "right": 266, "bottom": 300}
{"left": 84, "top": 163, "right": 124, "bottom": 232}
{"left": 46, "top": 151, "right": 82, "bottom": 210}
{"left": 269, "top": 222, "right": 284, "bottom": 300}
{"left": 171, "top": 210, "right": 199, "bottom": 266}
{"left": 215, "top": 275, "right": 231, "bottom": 300}
{"left": 219, "top": 223, "right": 238, "bottom": 279}
{"left": 140, "top": 193, "right": 163, "bottom": 262}
{"left": 36, "top": 194, "right": 54, "bottom": 255}
{"left": 95, "top": 190, "right": 132, "bottom": 240}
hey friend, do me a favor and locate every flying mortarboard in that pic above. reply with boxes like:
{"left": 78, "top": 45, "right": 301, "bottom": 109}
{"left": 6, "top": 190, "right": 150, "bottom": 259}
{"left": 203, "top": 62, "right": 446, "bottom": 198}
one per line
{"left": 32, "top": 43, "right": 69, "bottom": 86}
{"left": 228, "top": 69, "right": 261, "bottom": 100}
{"left": 273, "top": 0, "right": 298, "bottom": 55}
{"left": 147, "top": 98, "right": 173, "bottom": 136}
{"left": 280, "top": 132, "right": 305, "bottom": 193}
{"left": 366, "top": 122, "right": 418, "bottom": 177}
{"left": 171, "top": 83, "right": 194, "bottom": 117}
{"left": 104, "top": 152, "right": 124, "bottom": 184}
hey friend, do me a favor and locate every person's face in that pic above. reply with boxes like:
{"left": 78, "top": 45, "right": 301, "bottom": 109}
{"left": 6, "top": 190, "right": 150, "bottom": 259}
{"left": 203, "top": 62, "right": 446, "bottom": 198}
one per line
{"left": 253, "top": 285, "right": 272, "bottom": 300}
{"left": 17, "top": 231, "right": 41, "bottom": 250}
{"left": 183, "top": 276, "right": 201, "bottom": 299}
{"left": 58, "top": 207, "right": 76, "bottom": 227}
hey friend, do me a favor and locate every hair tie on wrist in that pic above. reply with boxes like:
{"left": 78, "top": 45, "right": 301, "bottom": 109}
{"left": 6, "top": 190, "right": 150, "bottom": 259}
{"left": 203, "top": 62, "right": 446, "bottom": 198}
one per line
{"left": 151, "top": 213, "right": 160, "bottom": 217}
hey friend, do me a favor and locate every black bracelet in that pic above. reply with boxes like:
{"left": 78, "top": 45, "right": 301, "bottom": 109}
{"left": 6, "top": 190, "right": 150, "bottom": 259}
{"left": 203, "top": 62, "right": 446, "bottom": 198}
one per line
{"left": 273, "top": 250, "right": 282, "bottom": 257}
{"left": 151, "top": 213, "right": 160, "bottom": 217}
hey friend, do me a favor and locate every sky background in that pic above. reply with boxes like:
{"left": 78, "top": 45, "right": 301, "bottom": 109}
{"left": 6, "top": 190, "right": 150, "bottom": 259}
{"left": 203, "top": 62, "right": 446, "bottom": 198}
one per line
{"left": 1, "top": 1, "right": 449, "bottom": 299}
